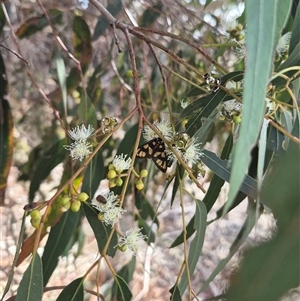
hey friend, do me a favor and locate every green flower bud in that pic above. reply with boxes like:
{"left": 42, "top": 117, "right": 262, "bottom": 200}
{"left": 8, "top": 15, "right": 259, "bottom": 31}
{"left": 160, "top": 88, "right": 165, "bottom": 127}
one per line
{"left": 77, "top": 192, "right": 89, "bottom": 202}
{"left": 60, "top": 201, "right": 71, "bottom": 212}
{"left": 140, "top": 169, "right": 148, "bottom": 178}
{"left": 108, "top": 163, "right": 115, "bottom": 171}
{"left": 30, "top": 209, "right": 41, "bottom": 219}
{"left": 59, "top": 196, "right": 71, "bottom": 206}
{"left": 115, "top": 177, "right": 123, "bottom": 187}
{"left": 71, "top": 200, "right": 81, "bottom": 212}
{"left": 135, "top": 179, "right": 144, "bottom": 190}
{"left": 107, "top": 169, "right": 117, "bottom": 180}
{"left": 30, "top": 218, "right": 41, "bottom": 229}
{"left": 109, "top": 180, "right": 116, "bottom": 188}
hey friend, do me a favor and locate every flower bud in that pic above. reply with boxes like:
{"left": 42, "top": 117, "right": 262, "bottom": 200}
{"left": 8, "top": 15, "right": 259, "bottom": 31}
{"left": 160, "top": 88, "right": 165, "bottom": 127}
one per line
{"left": 60, "top": 201, "right": 71, "bottom": 212}
{"left": 233, "top": 114, "right": 242, "bottom": 124}
{"left": 135, "top": 179, "right": 144, "bottom": 190}
{"left": 140, "top": 169, "right": 148, "bottom": 178}
{"left": 30, "top": 209, "right": 41, "bottom": 219}
{"left": 71, "top": 200, "right": 81, "bottom": 212}
{"left": 77, "top": 192, "right": 89, "bottom": 202}
{"left": 30, "top": 218, "right": 41, "bottom": 229}
{"left": 107, "top": 169, "right": 117, "bottom": 180}
{"left": 60, "top": 196, "right": 71, "bottom": 206}
{"left": 108, "top": 163, "right": 115, "bottom": 171}
{"left": 109, "top": 180, "right": 117, "bottom": 188}
{"left": 115, "top": 177, "right": 123, "bottom": 187}
{"left": 117, "top": 244, "right": 127, "bottom": 252}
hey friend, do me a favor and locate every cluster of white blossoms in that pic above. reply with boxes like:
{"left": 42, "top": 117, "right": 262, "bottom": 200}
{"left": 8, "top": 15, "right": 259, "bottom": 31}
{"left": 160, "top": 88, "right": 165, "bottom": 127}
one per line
{"left": 117, "top": 228, "right": 147, "bottom": 256}
{"left": 92, "top": 191, "right": 125, "bottom": 228}
{"left": 64, "top": 124, "right": 95, "bottom": 162}
{"left": 143, "top": 119, "right": 173, "bottom": 141}
{"left": 92, "top": 191, "right": 146, "bottom": 256}
{"left": 143, "top": 120, "right": 204, "bottom": 168}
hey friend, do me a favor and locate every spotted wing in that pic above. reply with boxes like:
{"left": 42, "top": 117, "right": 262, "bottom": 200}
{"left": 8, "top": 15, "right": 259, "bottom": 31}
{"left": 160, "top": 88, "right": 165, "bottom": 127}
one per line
{"left": 137, "top": 138, "right": 168, "bottom": 172}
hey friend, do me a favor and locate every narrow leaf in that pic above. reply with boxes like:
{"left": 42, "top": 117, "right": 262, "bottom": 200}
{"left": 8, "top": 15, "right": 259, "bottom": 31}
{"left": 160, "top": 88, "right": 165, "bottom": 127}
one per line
{"left": 29, "top": 139, "right": 66, "bottom": 202}
{"left": 42, "top": 210, "right": 80, "bottom": 285}
{"left": 227, "top": 0, "right": 292, "bottom": 213}
{"left": 16, "top": 254, "right": 43, "bottom": 301}
{"left": 179, "top": 200, "right": 207, "bottom": 293}
{"left": 113, "top": 274, "right": 132, "bottom": 301}
{"left": 83, "top": 203, "right": 117, "bottom": 257}
{"left": 56, "top": 277, "right": 84, "bottom": 301}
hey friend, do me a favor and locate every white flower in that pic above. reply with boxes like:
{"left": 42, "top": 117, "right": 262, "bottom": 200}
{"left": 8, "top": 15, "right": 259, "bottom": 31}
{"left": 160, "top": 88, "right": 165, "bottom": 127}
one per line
{"left": 67, "top": 124, "right": 94, "bottom": 142}
{"left": 117, "top": 228, "right": 147, "bottom": 256}
{"left": 92, "top": 191, "right": 119, "bottom": 212}
{"left": 92, "top": 191, "right": 125, "bottom": 227}
{"left": 183, "top": 141, "right": 204, "bottom": 166}
{"left": 64, "top": 141, "right": 92, "bottom": 161}
{"left": 143, "top": 119, "right": 173, "bottom": 141}
{"left": 276, "top": 32, "right": 291, "bottom": 57}
{"left": 180, "top": 99, "right": 189, "bottom": 109}
{"left": 220, "top": 17, "right": 238, "bottom": 33}
{"left": 112, "top": 154, "right": 132, "bottom": 173}
{"left": 166, "top": 139, "right": 204, "bottom": 166}
{"left": 102, "top": 207, "right": 125, "bottom": 227}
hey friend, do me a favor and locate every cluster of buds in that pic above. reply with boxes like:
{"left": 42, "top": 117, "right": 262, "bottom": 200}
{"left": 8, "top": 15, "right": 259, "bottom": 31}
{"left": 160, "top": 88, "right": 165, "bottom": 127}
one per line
{"left": 30, "top": 209, "right": 42, "bottom": 229}
{"left": 101, "top": 117, "right": 119, "bottom": 134}
{"left": 203, "top": 73, "right": 221, "bottom": 93}
{"left": 107, "top": 154, "right": 131, "bottom": 188}
{"left": 58, "top": 192, "right": 89, "bottom": 213}
{"left": 134, "top": 169, "right": 148, "bottom": 191}
{"left": 219, "top": 99, "right": 243, "bottom": 123}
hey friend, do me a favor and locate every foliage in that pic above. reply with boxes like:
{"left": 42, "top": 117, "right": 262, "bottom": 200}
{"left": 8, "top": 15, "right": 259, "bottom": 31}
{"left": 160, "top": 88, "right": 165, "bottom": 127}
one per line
{"left": 0, "top": 0, "right": 299, "bottom": 300}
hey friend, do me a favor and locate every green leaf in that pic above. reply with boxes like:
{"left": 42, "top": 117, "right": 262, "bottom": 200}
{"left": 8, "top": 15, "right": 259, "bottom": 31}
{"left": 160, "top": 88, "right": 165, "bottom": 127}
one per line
{"left": 201, "top": 150, "right": 259, "bottom": 201}
{"left": 272, "top": 42, "right": 300, "bottom": 86}
{"left": 113, "top": 274, "right": 133, "bottom": 301}
{"left": 56, "top": 52, "right": 67, "bottom": 116}
{"left": 117, "top": 123, "right": 138, "bottom": 156}
{"left": 81, "top": 150, "right": 104, "bottom": 199}
{"left": 77, "top": 92, "right": 97, "bottom": 129}
{"left": 226, "top": 147, "right": 300, "bottom": 301}
{"left": 199, "top": 202, "right": 262, "bottom": 294}
{"left": 203, "top": 134, "right": 233, "bottom": 213}
{"left": 15, "top": 9, "right": 63, "bottom": 39}
{"left": 93, "top": 0, "right": 123, "bottom": 41}
{"left": 83, "top": 203, "right": 117, "bottom": 257}
{"left": 179, "top": 200, "right": 207, "bottom": 293}
{"left": 42, "top": 210, "right": 80, "bottom": 285}
{"left": 290, "top": 2, "right": 300, "bottom": 53}
{"left": 170, "top": 135, "right": 233, "bottom": 248}
{"left": 112, "top": 258, "right": 136, "bottom": 298}
{"left": 72, "top": 16, "right": 92, "bottom": 73}
{"left": 227, "top": 0, "right": 292, "bottom": 213}
{"left": 56, "top": 277, "right": 84, "bottom": 301}
{"left": 29, "top": 139, "right": 66, "bottom": 202}
{"left": 0, "top": 52, "right": 13, "bottom": 203}
{"left": 169, "top": 284, "right": 183, "bottom": 301}
{"left": 16, "top": 254, "right": 43, "bottom": 301}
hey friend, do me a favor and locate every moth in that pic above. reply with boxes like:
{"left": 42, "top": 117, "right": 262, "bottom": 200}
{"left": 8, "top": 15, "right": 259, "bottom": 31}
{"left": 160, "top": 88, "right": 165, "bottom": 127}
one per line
{"left": 136, "top": 137, "right": 171, "bottom": 172}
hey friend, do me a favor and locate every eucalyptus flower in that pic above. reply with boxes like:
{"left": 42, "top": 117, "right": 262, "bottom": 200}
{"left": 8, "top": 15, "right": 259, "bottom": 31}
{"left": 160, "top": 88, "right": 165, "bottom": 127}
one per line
{"left": 117, "top": 228, "right": 147, "bottom": 256}
{"left": 143, "top": 119, "right": 173, "bottom": 141}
